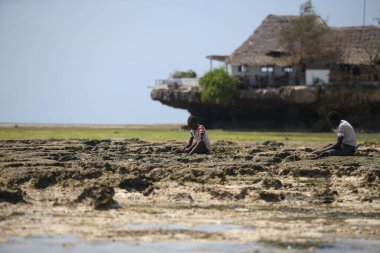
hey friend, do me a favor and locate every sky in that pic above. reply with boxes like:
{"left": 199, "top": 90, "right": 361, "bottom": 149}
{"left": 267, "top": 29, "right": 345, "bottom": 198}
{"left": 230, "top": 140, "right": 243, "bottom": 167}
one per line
{"left": 1, "top": 0, "right": 380, "bottom": 125}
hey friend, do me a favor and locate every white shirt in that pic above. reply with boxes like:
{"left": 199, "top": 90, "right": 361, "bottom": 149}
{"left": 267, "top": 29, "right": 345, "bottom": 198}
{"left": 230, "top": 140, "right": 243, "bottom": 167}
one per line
{"left": 337, "top": 120, "right": 357, "bottom": 147}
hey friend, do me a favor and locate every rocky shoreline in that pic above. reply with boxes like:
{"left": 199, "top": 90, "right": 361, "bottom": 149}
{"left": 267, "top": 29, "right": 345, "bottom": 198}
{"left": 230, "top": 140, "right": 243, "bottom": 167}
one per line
{"left": 151, "top": 85, "right": 380, "bottom": 129}
{"left": 1, "top": 139, "right": 380, "bottom": 251}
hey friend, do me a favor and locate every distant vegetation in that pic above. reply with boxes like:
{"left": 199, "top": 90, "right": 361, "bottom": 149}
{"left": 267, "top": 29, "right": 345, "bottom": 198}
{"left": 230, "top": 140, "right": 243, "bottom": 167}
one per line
{"left": 375, "top": 15, "right": 380, "bottom": 25}
{"left": 280, "top": 0, "right": 340, "bottom": 67}
{"left": 199, "top": 67, "right": 239, "bottom": 106}
{"left": 171, "top": 69, "right": 197, "bottom": 78}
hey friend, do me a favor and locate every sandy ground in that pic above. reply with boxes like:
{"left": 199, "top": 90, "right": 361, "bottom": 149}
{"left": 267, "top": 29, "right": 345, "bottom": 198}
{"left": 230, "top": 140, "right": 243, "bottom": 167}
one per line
{"left": 0, "top": 139, "right": 380, "bottom": 252}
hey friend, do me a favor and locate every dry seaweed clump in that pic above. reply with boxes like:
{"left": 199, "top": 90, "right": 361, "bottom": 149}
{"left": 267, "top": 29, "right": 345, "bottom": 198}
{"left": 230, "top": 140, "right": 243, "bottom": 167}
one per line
{"left": 75, "top": 183, "right": 118, "bottom": 209}
{"left": 0, "top": 187, "right": 25, "bottom": 204}
{"left": 312, "top": 186, "right": 338, "bottom": 204}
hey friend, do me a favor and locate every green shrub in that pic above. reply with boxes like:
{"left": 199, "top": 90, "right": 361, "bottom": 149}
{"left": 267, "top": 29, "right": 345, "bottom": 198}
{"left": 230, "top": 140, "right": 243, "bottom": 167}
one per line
{"left": 199, "top": 68, "right": 238, "bottom": 105}
{"left": 171, "top": 69, "right": 197, "bottom": 78}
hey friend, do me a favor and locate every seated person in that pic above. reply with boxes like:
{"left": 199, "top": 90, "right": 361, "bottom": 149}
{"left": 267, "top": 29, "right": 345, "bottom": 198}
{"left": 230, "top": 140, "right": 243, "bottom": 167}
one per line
{"left": 177, "top": 116, "right": 211, "bottom": 155}
{"left": 309, "top": 111, "right": 357, "bottom": 159}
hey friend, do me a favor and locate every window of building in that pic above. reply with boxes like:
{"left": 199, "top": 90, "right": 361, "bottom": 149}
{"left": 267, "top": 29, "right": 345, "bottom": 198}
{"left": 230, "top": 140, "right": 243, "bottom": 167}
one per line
{"left": 352, "top": 66, "right": 361, "bottom": 76}
{"left": 238, "top": 65, "right": 247, "bottom": 73}
{"left": 261, "top": 66, "right": 274, "bottom": 73}
{"left": 283, "top": 66, "right": 293, "bottom": 72}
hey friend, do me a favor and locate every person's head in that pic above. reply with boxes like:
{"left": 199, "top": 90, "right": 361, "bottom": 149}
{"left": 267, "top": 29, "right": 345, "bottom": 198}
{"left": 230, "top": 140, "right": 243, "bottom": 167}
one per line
{"left": 327, "top": 111, "right": 341, "bottom": 128}
{"left": 187, "top": 115, "right": 198, "bottom": 130}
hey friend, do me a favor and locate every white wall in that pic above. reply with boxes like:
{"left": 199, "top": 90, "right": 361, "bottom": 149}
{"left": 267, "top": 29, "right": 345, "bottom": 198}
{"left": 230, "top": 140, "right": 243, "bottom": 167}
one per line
{"left": 306, "top": 69, "right": 330, "bottom": 85}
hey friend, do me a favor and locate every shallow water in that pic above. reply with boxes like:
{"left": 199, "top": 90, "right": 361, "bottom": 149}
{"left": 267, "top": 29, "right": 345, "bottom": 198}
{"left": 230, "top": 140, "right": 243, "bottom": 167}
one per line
{"left": 2, "top": 236, "right": 380, "bottom": 253}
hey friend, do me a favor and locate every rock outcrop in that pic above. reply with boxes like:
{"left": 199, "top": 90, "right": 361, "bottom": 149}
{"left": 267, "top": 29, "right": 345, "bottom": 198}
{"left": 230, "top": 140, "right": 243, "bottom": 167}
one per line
{"left": 151, "top": 84, "right": 380, "bottom": 130}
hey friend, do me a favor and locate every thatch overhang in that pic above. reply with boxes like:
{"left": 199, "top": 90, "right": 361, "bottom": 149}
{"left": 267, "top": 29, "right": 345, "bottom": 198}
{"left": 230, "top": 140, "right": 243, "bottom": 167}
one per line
{"left": 225, "top": 14, "right": 380, "bottom": 67}
{"left": 206, "top": 55, "right": 228, "bottom": 62}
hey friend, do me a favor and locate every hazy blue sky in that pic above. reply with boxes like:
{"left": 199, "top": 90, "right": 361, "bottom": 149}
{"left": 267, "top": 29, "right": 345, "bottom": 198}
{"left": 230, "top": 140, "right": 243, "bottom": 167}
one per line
{"left": 1, "top": 0, "right": 380, "bottom": 125}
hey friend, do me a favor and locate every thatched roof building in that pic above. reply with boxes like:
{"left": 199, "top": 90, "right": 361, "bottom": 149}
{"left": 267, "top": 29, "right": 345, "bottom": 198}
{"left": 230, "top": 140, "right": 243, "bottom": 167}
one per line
{"left": 225, "top": 14, "right": 380, "bottom": 67}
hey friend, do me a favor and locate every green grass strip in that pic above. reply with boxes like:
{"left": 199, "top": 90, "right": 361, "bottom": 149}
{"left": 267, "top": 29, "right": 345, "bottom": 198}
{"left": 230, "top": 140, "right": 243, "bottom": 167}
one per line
{"left": 0, "top": 125, "right": 379, "bottom": 143}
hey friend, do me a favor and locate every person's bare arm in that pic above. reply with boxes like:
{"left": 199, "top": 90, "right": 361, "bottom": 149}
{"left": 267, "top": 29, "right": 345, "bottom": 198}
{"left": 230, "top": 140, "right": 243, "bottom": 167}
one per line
{"left": 311, "top": 130, "right": 344, "bottom": 155}
{"left": 183, "top": 137, "right": 194, "bottom": 152}
{"left": 311, "top": 143, "right": 337, "bottom": 155}
{"left": 186, "top": 137, "right": 194, "bottom": 148}
{"left": 320, "top": 135, "right": 343, "bottom": 152}
{"left": 309, "top": 138, "right": 343, "bottom": 159}
{"left": 188, "top": 134, "right": 204, "bottom": 155}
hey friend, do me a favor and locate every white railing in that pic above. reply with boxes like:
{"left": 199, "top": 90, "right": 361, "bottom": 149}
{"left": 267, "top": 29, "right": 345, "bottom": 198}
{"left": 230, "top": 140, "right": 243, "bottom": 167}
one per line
{"left": 155, "top": 78, "right": 199, "bottom": 87}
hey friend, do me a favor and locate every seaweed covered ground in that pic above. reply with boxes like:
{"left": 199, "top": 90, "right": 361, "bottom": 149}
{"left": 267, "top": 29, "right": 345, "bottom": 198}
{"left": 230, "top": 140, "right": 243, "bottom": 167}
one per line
{"left": 0, "top": 139, "right": 380, "bottom": 252}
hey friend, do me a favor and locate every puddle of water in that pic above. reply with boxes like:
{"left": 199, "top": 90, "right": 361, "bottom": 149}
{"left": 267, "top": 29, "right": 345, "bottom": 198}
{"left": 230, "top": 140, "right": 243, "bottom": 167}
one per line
{"left": 314, "top": 239, "right": 380, "bottom": 253}
{"left": 1, "top": 236, "right": 259, "bottom": 253}
{"left": 262, "top": 238, "right": 380, "bottom": 253}
{"left": 1, "top": 236, "right": 380, "bottom": 253}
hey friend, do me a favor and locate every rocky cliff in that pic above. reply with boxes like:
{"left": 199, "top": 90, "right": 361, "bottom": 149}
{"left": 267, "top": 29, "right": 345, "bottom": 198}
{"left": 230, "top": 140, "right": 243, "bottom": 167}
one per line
{"left": 151, "top": 85, "right": 380, "bottom": 130}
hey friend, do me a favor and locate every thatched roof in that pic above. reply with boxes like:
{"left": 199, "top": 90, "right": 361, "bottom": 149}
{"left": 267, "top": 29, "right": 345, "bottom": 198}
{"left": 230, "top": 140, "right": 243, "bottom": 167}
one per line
{"left": 330, "top": 26, "right": 380, "bottom": 65}
{"left": 225, "top": 14, "right": 380, "bottom": 66}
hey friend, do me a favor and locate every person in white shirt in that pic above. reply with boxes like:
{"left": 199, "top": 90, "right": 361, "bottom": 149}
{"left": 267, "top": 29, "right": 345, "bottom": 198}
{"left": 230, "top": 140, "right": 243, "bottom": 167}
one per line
{"left": 176, "top": 115, "right": 211, "bottom": 155}
{"left": 309, "top": 111, "right": 357, "bottom": 159}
